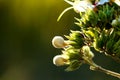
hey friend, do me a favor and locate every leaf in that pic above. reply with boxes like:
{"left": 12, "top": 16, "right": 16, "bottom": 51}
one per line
{"left": 65, "top": 60, "right": 82, "bottom": 71}
{"left": 113, "top": 39, "right": 120, "bottom": 50}
{"left": 113, "top": 39, "right": 120, "bottom": 55}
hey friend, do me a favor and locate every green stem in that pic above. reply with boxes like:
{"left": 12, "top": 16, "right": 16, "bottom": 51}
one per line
{"left": 92, "top": 66, "right": 120, "bottom": 79}
{"left": 83, "top": 57, "right": 120, "bottom": 79}
{"left": 107, "top": 54, "right": 120, "bottom": 63}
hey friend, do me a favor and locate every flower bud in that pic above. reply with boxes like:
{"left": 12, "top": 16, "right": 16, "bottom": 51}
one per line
{"left": 82, "top": 46, "right": 94, "bottom": 59}
{"left": 64, "top": 0, "right": 94, "bottom": 13}
{"left": 52, "top": 36, "right": 67, "bottom": 48}
{"left": 53, "top": 55, "right": 69, "bottom": 66}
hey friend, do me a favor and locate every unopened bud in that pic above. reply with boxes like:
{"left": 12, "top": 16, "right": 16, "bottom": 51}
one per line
{"left": 53, "top": 55, "right": 69, "bottom": 66}
{"left": 52, "top": 36, "right": 67, "bottom": 48}
{"left": 82, "top": 46, "right": 94, "bottom": 59}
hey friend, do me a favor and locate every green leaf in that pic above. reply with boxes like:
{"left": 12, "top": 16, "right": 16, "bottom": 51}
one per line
{"left": 64, "top": 46, "right": 81, "bottom": 60}
{"left": 65, "top": 60, "right": 82, "bottom": 71}
{"left": 65, "top": 31, "right": 84, "bottom": 48}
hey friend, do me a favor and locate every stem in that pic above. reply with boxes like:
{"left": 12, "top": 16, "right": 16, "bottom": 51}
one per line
{"left": 107, "top": 54, "right": 120, "bottom": 63}
{"left": 93, "top": 66, "right": 120, "bottom": 79}
{"left": 83, "top": 57, "right": 120, "bottom": 79}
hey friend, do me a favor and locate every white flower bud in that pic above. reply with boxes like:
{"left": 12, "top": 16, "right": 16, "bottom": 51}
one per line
{"left": 82, "top": 46, "right": 94, "bottom": 59}
{"left": 53, "top": 55, "right": 69, "bottom": 66}
{"left": 52, "top": 36, "right": 67, "bottom": 48}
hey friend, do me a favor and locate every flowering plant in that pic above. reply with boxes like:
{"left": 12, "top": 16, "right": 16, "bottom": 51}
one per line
{"left": 52, "top": 0, "right": 120, "bottom": 79}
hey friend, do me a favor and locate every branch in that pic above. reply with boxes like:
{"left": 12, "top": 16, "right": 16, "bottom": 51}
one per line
{"left": 83, "top": 57, "right": 120, "bottom": 79}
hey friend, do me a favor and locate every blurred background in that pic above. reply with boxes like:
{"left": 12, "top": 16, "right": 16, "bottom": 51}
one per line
{"left": 0, "top": 0, "right": 120, "bottom": 80}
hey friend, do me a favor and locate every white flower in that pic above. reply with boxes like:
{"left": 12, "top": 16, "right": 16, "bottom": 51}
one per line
{"left": 73, "top": 0, "right": 95, "bottom": 12}
{"left": 57, "top": 0, "right": 95, "bottom": 21}
{"left": 113, "top": 0, "right": 120, "bottom": 6}
{"left": 52, "top": 36, "right": 67, "bottom": 48}
{"left": 65, "top": 0, "right": 95, "bottom": 13}
{"left": 53, "top": 55, "right": 69, "bottom": 66}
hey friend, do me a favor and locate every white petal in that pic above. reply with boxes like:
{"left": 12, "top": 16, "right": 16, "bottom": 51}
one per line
{"left": 114, "top": 0, "right": 120, "bottom": 6}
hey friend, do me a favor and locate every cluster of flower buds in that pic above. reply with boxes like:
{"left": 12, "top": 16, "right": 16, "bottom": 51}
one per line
{"left": 52, "top": 36, "right": 70, "bottom": 66}
{"left": 52, "top": 31, "right": 95, "bottom": 71}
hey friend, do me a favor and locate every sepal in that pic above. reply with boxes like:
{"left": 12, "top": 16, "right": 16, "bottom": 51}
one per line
{"left": 65, "top": 60, "right": 82, "bottom": 71}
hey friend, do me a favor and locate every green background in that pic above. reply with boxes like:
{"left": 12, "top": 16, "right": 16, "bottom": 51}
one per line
{"left": 0, "top": 0, "right": 119, "bottom": 80}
